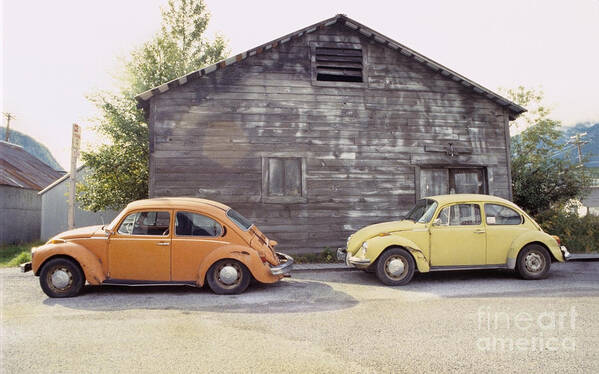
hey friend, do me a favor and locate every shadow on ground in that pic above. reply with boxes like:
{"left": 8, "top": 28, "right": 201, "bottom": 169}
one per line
{"left": 293, "top": 261, "right": 599, "bottom": 299}
{"left": 42, "top": 278, "right": 359, "bottom": 314}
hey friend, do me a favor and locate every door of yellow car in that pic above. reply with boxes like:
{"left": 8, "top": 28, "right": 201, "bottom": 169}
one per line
{"left": 483, "top": 203, "right": 529, "bottom": 265}
{"left": 108, "top": 210, "right": 172, "bottom": 281}
{"left": 171, "top": 211, "right": 229, "bottom": 281}
{"left": 430, "top": 203, "right": 486, "bottom": 266}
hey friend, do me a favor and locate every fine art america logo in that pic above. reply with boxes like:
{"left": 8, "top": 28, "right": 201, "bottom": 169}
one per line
{"left": 476, "top": 306, "right": 576, "bottom": 352}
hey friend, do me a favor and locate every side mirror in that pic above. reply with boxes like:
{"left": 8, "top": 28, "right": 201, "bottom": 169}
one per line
{"left": 104, "top": 227, "right": 114, "bottom": 236}
{"left": 432, "top": 218, "right": 442, "bottom": 226}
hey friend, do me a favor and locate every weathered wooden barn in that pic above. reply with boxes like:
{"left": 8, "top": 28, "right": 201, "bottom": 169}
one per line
{"left": 136, "top": 15, "right": 526, "bottom": 254}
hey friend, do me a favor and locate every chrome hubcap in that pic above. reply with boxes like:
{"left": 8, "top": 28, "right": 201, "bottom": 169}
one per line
{"left": 525, "top": 252, "right": 544, "bottom": 273}
{"left": 385, "top": 255, "right": 407, "bottom": 280}
{"left": 219, "top": 265, "right": 239, "bottom": 285}
{"left": 387, "top": 259, "right": 405, "bottom": 277}
{"left": 51, "top": 268, "right": 71, "bottom": 289}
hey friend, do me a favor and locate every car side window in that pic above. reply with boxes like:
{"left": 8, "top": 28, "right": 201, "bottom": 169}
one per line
{"left": 440, "top": 204, "right": 481, "bottom": 226}
{"left": 175, "top": 211, "right": 223, "bottom": 237}
{"left": 117, "top": 211, "right": 170, "bottom": 236}
{"left": 484, "top": 204, "right": 523, "bottom": 225}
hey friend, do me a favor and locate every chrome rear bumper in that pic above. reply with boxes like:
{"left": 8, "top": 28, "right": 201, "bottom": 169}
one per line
{"left": 270, "top": 252, "right": 294, "bottom": 275}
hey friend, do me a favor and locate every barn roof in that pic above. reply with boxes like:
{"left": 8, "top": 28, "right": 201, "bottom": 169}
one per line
{"left": 135, "top": 14, "right": 526, "bottom": 118}
{"left": 0, "top": 141, "right": 65, "bottom": 190}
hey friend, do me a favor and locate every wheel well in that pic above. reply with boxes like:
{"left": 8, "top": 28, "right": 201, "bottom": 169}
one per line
{"left": 519, "top": 242, "right": 556, "bottom": 262}
{"left": 35, "top": 255, "right": 85, "bottom": 278}
{"left": 375, "top": 245, "right": 419, "bottom": 272}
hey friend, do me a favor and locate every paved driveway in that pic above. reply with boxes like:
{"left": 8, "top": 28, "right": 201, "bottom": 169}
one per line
{"left": 2, "top": 262, "right": 599, "bottom": 373}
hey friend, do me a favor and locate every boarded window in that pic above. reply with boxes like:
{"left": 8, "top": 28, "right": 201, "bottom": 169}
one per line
{"left": 315, "top": 47, "right": 363, "bottom": 83}
{"left": 420, "top": 168, "right": 486, "bottom": 198}
{"left": 263, "top": 157, "right": 306, "bottom": 203}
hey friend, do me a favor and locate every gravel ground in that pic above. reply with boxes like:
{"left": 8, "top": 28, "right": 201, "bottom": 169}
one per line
{"left": 2, "top": 262, "right": 599, "bottom": 373}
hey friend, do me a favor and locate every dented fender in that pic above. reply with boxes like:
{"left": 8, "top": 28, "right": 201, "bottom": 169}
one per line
{"left": 32, "top": 242, "right": 106, "bottom": 285}
{"left": 196, "top": 244, "right": 282, "bottom": 286}
{"left": 364, "top": 236, "right": 431, "bottom": 273}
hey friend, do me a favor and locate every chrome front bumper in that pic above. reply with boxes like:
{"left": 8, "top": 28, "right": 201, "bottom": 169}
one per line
{"left": 269, "top": 252, "right": 294, "bottom": 275}
{"left": 337, "top": 248, "right": 371, "bottom": 268}
{"left": 20, "top": 262, "right": 32, "bottom": 273}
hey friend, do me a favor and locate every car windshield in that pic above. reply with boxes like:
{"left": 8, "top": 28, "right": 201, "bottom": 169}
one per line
{"left": 226, "top": 209, "right": 253, "bottom": 231}
{"left": 404, "top": 199, "right": 438, "bottom": 223}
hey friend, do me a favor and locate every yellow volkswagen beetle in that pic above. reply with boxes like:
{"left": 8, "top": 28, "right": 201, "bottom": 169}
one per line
{"left": 337, "top": 194, "right": 570, "bottom": 286}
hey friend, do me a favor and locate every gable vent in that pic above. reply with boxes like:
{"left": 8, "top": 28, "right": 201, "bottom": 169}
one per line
{"left": 315, "top": 47, "right": 363, "bottom": 83}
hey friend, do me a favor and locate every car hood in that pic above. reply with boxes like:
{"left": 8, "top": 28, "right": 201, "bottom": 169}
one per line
{"left": 347, "top": 220, "right": 418, "bottom": 254}
{"left": 51, "top": 225, "right": 104, "bottom": 240}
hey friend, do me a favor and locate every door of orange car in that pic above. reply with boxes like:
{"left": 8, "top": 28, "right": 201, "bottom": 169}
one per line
{"left": 429, "top": 203, "right": 486, "bottom": 266}
{"left": 171, "top": 211, "right": 229, "bottom": 281}
{"left": 108, "top": 210, "right": 172, "bottom": 281}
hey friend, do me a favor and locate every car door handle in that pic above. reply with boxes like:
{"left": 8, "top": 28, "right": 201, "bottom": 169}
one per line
{"left": 473, "top": 229, "right": 486, "bottom": 234}
{"left": 156, "top": 242, "right": 170, "bottom": 246}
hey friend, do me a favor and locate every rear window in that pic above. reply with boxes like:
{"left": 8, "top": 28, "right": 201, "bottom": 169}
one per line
{"left": 226, "top": 209, "right": 253, "bottom": 231}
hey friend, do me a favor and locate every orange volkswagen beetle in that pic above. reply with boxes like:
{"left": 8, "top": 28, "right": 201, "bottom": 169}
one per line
{"left": 22, "top": 198, "right": 293, "bottom": 297}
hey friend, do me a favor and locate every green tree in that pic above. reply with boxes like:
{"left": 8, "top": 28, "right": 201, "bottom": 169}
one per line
{"left": 78, "top": 0, "right": 228, "bottom": 211}
{"left": 506, "top": 86, "right": 591, "bottom": 215}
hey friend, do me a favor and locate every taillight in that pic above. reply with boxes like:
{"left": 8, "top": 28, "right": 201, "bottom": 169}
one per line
{"left": 552, "top": 235, "right": 561, "bottom": 246}
{"left": 260, "top": 254, "right": 268, "bottom": 263}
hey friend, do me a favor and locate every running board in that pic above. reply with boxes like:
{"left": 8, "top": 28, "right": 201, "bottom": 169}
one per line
{"left": 429, "top": 264, "right": 509, "bottom": 272}
{"left": 102, "top": 279, "right": 198, "bottom": 287}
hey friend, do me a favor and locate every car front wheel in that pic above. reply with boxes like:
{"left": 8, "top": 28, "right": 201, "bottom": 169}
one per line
{"left": 516, "top": 244, "right": 551, "bottom": 280}
{"left": 375, "top": 248, "right": 415, "bottom": 286}
{"left": 206, "top": 259, "right": 251, "bottom": 295}
{"left": 39, "top": 258, "right": 85, "bottom": 298}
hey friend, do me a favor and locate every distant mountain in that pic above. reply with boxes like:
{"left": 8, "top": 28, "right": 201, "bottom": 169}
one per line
{"left": 559, "top": 122, "right": 599, "bottom": 169}
{"left": 0, "top": 127, "right": 64, "bottom": 171}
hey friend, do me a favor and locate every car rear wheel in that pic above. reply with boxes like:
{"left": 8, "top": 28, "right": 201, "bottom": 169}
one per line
{"left": 516, "top": 244, "right": 551, "bottom": 280}
{"left": 39, "top": 258, "right": 85, "bottom": 298}
{"left": 206, "top": 259, "right": 251, "bottom": 295}
{"left": 375, "top": 248, "right": 415, "bottom": 286}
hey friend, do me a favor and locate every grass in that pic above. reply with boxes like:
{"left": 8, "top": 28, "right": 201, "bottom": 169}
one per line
{"left": 293, "top": 248, "right": 342, "bottom": 264}
{"left": 0, "top": 241, "right": 42, "bottom": 268}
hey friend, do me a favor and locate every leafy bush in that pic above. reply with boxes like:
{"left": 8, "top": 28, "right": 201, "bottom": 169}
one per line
{"left": 293, "top": 248, "right": 341, "bottom": 264}
{"left": 0, "top": 242, "right": 40, "bottom": 267}
{"left": 535, "top": 210, "right": 599, "bottom": 253}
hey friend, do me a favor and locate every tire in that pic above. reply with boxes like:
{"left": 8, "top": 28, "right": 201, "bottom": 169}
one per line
{"left": 375, "top": 248, "right": 415, "bottom": 286}
{"left": 516, "top": 244, "right": 551, "bottom": 280}
{"left": 39, "top": 258, "right": 85, "bottom": 298}
{"left": 206, "top": 259, "right": 251, "bottom": 295}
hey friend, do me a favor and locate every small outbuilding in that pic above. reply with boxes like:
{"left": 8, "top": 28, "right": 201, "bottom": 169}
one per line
{"left": 39, "top": 166, "right": 120, "bottom": 241}
{"left": 135, "top": 15, "right": 526, "bottom": 254}
{"left": 0, "top": 141, "right": 64, "bottom": 244}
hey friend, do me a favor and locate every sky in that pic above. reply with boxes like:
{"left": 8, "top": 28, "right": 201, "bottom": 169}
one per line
{"left": 2, "top": 0, "right": 599, "bottom": 170}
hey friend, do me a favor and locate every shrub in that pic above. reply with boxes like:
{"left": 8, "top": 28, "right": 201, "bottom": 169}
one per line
{"left": 535, "top": 209, "right": 599, "bottom": 253}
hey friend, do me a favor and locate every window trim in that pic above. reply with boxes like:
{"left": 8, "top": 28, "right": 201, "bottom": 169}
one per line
{"left": 483, "top": 203, "right": 524, "bottom": 226}
{"left": 261, "top": 155, "right": 307, "bottom": 203}
{"left": 434, "top": 203, "right": 483, "bottom": 227}
{"left": 115, "top": 209, "right": 172, "bottom": 237}
{"left": 310, "top": 41, "right": 367, "bottom": 88}
{"left": 174, "top": 210, "right": 224, "bottom": 238}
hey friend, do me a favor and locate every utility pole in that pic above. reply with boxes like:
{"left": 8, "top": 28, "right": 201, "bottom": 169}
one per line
{"left": 2, "top": 112, "right": 15, "bottom": 142}
{"left": 569, "top": 132, "right": 589, "bottom": 164}
{"left": 68, "top": 124, "right": 81, "bottom": 230}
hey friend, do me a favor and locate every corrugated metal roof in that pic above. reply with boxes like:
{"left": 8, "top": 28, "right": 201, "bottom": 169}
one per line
{"left": 135, "top": 14, "right": 526, "bottom": 117}
{"left": 0, "top": 141, "right": 65, "bottom": 190}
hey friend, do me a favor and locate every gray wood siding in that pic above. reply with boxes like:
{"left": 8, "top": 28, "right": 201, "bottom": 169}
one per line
{"left": 148, "top": 23, "right": 512, "bottom": 254}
